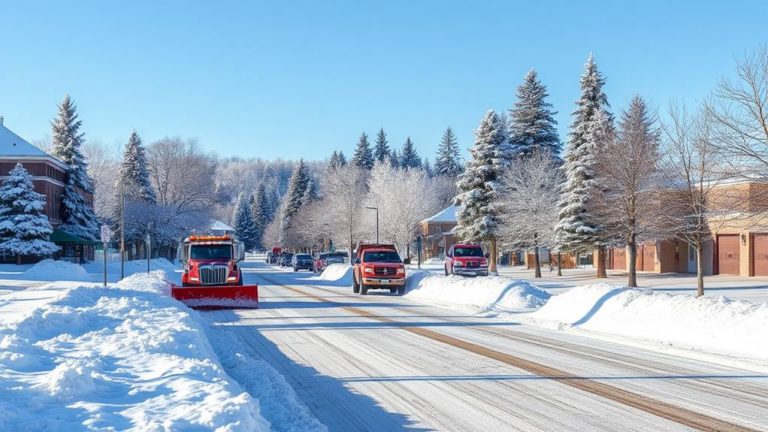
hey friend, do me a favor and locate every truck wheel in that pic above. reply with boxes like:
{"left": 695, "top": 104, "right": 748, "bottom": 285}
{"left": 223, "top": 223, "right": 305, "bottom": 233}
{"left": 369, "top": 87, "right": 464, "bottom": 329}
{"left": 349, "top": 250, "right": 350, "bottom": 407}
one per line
{"left": 360, "top": 284, "right": 368, "bottom": 295}
{"left": 389, "top": 288, "right": 397, "bottom": 294}
{"left": 353, "top": 278, "right": 360, "bottom": 294}
{"left": 397, "top": 286, "right": 406, "bottom": 296}
{"left": 237, "top": 271, "right": 244, "bottom": 286}
{"left": 294, "top": 267, "right": 298, "bottom": 272}
{"left": 444, "top": 265, "right": 449, "bottom": 276}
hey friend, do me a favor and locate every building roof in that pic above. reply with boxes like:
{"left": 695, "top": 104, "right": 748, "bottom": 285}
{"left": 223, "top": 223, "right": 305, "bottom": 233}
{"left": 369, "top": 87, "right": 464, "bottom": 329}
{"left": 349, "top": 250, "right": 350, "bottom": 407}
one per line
{"left": 209, "top": 220, "right": 235, "bottom": 232}
{"left": 0, "top": 120, "right": 50, "bottom": 157}
{"left": 422, "top": 205, "right": 457, "bottom": 224}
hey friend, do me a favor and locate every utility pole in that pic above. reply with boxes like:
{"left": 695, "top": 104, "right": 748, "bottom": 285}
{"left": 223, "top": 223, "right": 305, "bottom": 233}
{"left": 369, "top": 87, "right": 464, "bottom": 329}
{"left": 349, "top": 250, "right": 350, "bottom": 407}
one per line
{"left": 366, "top": 206, "right": 379, "bottom": 243}
{"left": 120, "top": 192, "right": 125, "bottom": 280}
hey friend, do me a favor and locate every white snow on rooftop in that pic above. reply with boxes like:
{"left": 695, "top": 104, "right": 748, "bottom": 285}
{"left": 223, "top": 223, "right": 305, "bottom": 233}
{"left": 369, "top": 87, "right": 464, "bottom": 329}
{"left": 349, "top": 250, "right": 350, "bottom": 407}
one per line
{"left": 0, "top": 122, "right": 49, "bottom": 157}
{"left": 209, "top": 219, "right": 235, "bottom": 232}
{"left": 422, "top": 205, "right": 457, "bottom": 224}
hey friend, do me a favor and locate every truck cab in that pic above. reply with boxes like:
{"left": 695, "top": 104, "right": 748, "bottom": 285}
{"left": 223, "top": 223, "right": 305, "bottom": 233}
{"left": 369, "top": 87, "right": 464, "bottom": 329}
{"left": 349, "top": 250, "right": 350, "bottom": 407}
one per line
{"left": 179, "top": 235, "right": 246, "bottom": 287}
{"left": 353, "top": 243, "right": 406, "bottom": 295}
{"left": 445, "top": 244, "right": 489, "bottom": 276}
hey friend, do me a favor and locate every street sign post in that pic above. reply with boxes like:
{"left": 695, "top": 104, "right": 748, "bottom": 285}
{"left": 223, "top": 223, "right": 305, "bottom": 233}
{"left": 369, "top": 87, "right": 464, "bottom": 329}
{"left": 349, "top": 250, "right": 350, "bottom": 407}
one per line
{"left": 100, "top": 225, "right": 112, "bottom": 287}
{"left": 416, "top": 236, "right": 422, "bottom": 269}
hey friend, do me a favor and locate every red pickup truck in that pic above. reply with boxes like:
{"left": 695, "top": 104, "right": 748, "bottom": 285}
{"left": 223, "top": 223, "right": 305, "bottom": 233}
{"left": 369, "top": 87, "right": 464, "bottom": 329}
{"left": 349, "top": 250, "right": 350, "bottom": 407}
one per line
{"left": 352, "top": 243, "right": 406, "bottom": 295}
{"left": 445, "top": 243, "right": 489, "bottom": 276}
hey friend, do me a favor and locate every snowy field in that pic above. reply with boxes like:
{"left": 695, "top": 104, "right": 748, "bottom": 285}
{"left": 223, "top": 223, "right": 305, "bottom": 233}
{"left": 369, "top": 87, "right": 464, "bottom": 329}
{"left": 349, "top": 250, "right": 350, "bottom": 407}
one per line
{"left": 0, "top": 258, "right": 323, "bottom": 431}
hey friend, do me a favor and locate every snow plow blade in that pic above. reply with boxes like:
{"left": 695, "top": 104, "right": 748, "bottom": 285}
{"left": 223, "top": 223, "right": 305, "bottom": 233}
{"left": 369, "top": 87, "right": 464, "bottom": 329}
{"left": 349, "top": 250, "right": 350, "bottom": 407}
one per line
{"left": 171, "top": 285, "right": 259, "bottom": 308}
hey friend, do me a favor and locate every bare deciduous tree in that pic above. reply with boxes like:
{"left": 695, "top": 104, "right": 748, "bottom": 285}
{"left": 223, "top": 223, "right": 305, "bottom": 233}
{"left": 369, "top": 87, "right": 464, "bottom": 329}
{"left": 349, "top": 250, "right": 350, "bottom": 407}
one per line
{"left": 595, "top": 96, "right": 664, "bottom": 287}
{"left": 499, "top": 150, "right": 563, "bottom": 278}
{"left": 662, "top": 104, "right": 729, "bottom": 296}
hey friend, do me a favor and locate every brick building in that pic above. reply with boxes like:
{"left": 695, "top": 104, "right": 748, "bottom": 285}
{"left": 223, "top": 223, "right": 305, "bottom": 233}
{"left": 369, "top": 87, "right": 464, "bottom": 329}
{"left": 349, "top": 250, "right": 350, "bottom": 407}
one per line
{"left": 0, "top": 118, "right": 96, "bottom": 263}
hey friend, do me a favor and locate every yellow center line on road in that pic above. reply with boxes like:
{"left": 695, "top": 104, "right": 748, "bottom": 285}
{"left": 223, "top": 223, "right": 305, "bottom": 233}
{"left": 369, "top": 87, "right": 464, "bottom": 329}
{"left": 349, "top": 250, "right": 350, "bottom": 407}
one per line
{"left": 257, "top": 274, "right": 757, "bottom": 432}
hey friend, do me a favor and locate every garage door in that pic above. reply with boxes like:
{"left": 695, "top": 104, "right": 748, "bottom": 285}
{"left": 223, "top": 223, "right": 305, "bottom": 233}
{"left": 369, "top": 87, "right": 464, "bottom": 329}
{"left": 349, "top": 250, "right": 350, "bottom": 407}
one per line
{"left": 717, "top": 234, "right": 740, "bottom": 275}
{"left": 612, "top": 248, "right": 626, "bottom": 270}
{"left": 641, "top": 244, "right": 655, "bottom": 272}
{"left": 753, "top": 234, "right": 768, "bottom": 276}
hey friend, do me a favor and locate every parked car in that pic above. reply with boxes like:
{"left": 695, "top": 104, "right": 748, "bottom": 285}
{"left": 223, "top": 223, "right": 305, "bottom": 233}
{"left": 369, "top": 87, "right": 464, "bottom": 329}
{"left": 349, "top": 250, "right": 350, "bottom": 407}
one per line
{"left": 445, "top": 244, "right": 489, "bottom": 276}
{"left": 314, "top": 251, "right": 348, "bottom": 273}
{"left": 278, "top": 252, "right": 293, "bottom": 267}
{"left": 292, "top": 253, "right": 314, "bottom": 272}
{"left": 265, "top": 252, "right": 274, "bottom": 264}
{"left": 313, "top": 253, "right": 329, "bottom": 273}
{"left": 352, "top": 243, "right": 406, "bottom": 295}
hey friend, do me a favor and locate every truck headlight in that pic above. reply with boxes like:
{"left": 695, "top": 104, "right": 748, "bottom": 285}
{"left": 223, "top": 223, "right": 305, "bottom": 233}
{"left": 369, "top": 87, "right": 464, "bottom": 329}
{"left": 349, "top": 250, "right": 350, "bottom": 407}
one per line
{"left": 454, "top": 261, "right": 463, "bottom": 266}
{"left": 364, "top": 267, "right": 374, "bottom": 274}
{"left": 396, "top": 267, "right": 405, "bottom": 275}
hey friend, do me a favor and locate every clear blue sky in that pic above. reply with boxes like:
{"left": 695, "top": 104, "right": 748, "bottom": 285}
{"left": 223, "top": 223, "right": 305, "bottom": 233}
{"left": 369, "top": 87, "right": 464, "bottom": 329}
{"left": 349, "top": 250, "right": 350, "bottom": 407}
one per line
{"left": 1, "top": 1, "right": 766, "bottom": 161}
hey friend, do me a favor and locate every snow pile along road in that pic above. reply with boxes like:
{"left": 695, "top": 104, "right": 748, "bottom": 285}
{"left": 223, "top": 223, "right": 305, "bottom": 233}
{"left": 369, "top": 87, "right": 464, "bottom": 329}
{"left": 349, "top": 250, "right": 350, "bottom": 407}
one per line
{"left": 531, "top": 284, "right": 768, "bottom": 364}
{"left": 23, "top": 259, "right": 93, "bottom": 282}
{"left": 308, "top": 263, "right": 352, "bottom": 286}
{"left": 405, "top": 271, "right": 550, "bottom": 313}
{"left": 0, "top": 271, "right": 270, "bottom": 431}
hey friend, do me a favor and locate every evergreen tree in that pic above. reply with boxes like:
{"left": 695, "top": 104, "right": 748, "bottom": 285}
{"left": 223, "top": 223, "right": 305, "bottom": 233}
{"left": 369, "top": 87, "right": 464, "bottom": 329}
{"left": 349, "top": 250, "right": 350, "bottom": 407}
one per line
{"left": 435, "top": 127, "right": 463, "bottom": 176}
{"left": 555, "top": 55, "right": 613, "bottom": 254}
{"left": 423, "top": 158, "right": 434, "bottom": 177}
{"left": 327, "top": 151, "right": 342, "bottom": 173}
{"left": 117, "top": 131, "right": 156, "bottom": 204}
{"left": 508, "top": 70, "right": 561, "bottom": 158}
{"left": 352, "top": 132, "right": 374, "bottom": 169}
{"left": 389, "top": 148, "right": 400, "bottom": 168}
{"left": 400, "top": 137, "right": 421, "bottom": 169}
{"left": 233, "top": 192, "right": 258, "bottom": 251}
{"left": 279, "top": 159, "right": 311, "bottom": 242}
{"left": 50, "top": 95, "right": 99, "bottom": 241}
{"left": 0, "top": 164, "right": 59, "bottom": 263}
{"left": 374, "top": 128, "right": 390, "bottom": 163}
{"left": 251, "top": 183, "right": 270, "bottom": 249}
{"left": 337, "top": 150, "right": 347, "bottom": 167}
{"left": 455, "top": 111, "right": 507, "bottom": 273}
{"left": 261, "top": 165, "right": 280, "bottom": 222}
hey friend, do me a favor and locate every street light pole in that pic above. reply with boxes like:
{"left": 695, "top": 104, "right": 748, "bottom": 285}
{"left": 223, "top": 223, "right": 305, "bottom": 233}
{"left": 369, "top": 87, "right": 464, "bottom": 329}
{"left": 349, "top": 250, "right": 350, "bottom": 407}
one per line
{"left": 120, "top": 192, "right": 125, "bottom": 280}
{"left": 366, "top": 206, "right": 379, "bottom": 243}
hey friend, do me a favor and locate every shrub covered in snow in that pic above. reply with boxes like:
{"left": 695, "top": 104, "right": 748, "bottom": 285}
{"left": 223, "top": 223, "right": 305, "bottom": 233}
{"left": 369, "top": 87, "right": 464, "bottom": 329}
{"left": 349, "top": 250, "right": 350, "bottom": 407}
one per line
{"left": 531, "top": 284, "right": 768, "bottom": 363}
{"left": 23, "top": 259, "right": 93, "bottom": 282}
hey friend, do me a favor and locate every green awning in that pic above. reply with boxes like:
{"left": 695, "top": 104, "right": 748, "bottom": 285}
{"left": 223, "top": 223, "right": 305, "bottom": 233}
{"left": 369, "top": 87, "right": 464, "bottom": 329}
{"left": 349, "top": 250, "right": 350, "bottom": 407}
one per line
{"left": 50, "top": 229, "right": 98, "bottom": 245}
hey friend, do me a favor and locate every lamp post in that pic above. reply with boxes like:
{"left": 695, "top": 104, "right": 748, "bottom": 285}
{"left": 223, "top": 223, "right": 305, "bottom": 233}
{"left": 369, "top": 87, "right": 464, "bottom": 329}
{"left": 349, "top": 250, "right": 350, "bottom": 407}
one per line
{"left": 120, "top": 192, "right": 125, "bottom": 280}
{"left": 146, "top": 222, "right": 154, "bottom": 273}
{"left": 365, "top": 206, "right": 379, "bottom": 243}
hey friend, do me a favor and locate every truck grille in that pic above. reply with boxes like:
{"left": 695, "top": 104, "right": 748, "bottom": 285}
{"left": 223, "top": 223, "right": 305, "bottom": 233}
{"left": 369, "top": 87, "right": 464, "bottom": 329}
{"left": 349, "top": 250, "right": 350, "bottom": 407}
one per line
{"left": 467, "top": 261, "right": 479, "bottom": 268}
{"left": 200, "top": 266, "right": 228, "bottom": 285}
{"left": 375, "top": 267, "right": 397, "bottom": 276}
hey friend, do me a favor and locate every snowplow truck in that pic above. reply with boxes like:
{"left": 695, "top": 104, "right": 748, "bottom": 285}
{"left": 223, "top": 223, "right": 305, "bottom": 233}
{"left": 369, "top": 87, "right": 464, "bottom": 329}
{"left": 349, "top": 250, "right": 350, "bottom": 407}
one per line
{"left": 172, "top": 235, "right": 259, "bottom": 308}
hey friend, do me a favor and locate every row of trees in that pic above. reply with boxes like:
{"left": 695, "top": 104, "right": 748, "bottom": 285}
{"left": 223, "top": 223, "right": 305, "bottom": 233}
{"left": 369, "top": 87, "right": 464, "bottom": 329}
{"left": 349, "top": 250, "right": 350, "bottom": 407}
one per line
{"left": 457, "top": 46, "right": 768, "bottom": 296}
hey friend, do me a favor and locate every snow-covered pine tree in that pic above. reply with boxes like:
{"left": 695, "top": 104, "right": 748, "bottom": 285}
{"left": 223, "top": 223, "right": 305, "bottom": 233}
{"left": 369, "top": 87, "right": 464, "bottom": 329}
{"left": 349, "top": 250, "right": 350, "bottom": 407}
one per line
{"left": 374, "top": 128, "right": 390, "bottom": 163}
{"left": 423, "top": 158, "right": 434, "bottom": 176}
{"left": 389, "top": 149, "right": 400, "bottom": 168}
{"left": 337, "top": 150, "right": 347, "bottom": 167}
{"left": 508, "top": 70, "right": 561, "bottom": 158}
{"left": 435, "top": 127, "right": 463, "bottom": 177}
{"left": 117, "top": 131, "right": 156, "bottom": 204}
{"left": 261, "top": 165, "right": 280, "bottom": 222}
{"left": 352, "top": 132, "right": 374, "bottom": 170}
{"left": 0, "top": 163, "right": 59, "bottom": 263}
{"left": 232, "top": 192, "right": 257, "bottom": 251}
{"left": 555, "top": 55, "right": 613, "bottom": 266}
{"left": 327, "top": 150, "right": 342, "bottom": 173}
{"left": 455, "top": 110, "right": 507, "bottom": 273}
{"left": 50, "top": 95, "right": 99, "bottom": 241}
{"left": 251, "top": 183, "right": 270, "bottom": 249}
{"left": 400, "top": 137, "right": 421, "bottom": 169}
{"left": 279, "top": 159, "right": 311, "bottom": 243}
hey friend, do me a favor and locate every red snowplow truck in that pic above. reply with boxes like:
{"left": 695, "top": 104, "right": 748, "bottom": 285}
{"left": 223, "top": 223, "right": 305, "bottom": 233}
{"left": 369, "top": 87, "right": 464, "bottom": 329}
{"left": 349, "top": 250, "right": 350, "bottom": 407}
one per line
{"left": 172, "top": 235, "right": 259, "bottom": 308}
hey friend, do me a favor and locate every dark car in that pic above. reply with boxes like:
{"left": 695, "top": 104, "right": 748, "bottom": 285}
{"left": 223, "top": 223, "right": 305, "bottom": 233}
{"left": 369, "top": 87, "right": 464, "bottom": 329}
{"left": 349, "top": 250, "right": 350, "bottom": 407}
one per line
{"left": 279, "top": 253, "right": 293, "bottom": 267}
{"left": 292, "top": 253, "right": 314, "bottom": 272}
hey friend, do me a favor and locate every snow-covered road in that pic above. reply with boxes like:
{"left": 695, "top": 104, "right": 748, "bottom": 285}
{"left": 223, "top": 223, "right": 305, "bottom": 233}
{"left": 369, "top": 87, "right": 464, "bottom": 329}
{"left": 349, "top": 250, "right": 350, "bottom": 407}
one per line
{"left": 206, "top": 260, "right": 768, "bottom": 431}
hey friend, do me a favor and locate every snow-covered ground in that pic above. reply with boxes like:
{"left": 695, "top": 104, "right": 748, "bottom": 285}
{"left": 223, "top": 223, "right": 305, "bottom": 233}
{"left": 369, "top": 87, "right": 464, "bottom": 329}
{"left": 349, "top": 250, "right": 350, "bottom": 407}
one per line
{"left": 0, "top": 258, "right": 324, "bottom": 431}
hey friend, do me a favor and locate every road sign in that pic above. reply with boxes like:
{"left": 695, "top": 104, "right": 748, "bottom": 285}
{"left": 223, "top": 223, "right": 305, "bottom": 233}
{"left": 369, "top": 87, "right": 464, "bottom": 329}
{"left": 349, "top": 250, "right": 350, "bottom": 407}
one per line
{"left": 100, "top": 225, "right": 112, "bottom": 243}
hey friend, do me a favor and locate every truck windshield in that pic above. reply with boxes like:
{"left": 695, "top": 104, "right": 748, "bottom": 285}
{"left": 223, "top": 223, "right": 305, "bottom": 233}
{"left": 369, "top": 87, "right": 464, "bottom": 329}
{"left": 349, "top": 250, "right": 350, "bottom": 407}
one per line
{"left": 363, "top": 251, "right": 401, "bottom": 263}
{"left": 454, "top": 247, "right": 483, "bottom": 257}
{"left": 190, "top": 245, "right": 232, "bottom": 260}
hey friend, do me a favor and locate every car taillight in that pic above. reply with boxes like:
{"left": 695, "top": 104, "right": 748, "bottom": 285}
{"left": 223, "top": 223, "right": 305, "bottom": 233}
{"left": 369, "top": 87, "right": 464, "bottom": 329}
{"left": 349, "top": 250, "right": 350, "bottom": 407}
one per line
{"left": 364, "top": 267, "right": 374, "bottom": 274}
{"left": 397, "top": 267, "right": 405, "bottom": 275}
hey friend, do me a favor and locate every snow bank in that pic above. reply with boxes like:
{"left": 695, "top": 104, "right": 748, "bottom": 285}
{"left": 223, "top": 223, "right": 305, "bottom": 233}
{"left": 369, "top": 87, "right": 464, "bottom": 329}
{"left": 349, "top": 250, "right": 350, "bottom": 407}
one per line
{"left": 531, "top": 284, "right": 768, "bottom": 363}
{"left": 422, "top": 257, "right": 444, "bottom": 265}
{"left": 23, "top": 259, "right": 93, "bottom": 282}
{"left": 405, "top": 271, "right": 550, "bottom": 313}
{"left": 307, "top": 263, "right": 352, "bottom": 285}
{"left": 0, "top": 271, "right": 270, "bottom": 430}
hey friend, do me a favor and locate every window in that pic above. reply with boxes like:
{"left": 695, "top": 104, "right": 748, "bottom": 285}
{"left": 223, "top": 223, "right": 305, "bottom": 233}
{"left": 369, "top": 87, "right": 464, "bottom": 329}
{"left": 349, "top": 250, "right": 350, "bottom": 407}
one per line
{"left": 688, "top": 244, "right": 695, "bottom": 262}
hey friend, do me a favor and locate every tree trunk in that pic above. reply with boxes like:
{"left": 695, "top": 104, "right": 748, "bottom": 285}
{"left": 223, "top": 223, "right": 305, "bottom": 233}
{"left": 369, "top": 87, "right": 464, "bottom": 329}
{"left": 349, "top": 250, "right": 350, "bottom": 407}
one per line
{"left": 596, "top": 246, "right": 607, "bottom": 278}
{"left": 696, "top": 244, "right": 704, "bottom": 297}
{"left": 627, "top": 238, "right": 637, "bottom": 288}
{"left": 557, "top": 252, "right": 562, "bottom": 276}
{"left": 16, "top": 254, "right": 21, "bottom": 265}
{"left": 489, "top": 238, "right": 498, "bottom": 275}
{"left": 533, "top": 233, "right": 541, "bottom": 278}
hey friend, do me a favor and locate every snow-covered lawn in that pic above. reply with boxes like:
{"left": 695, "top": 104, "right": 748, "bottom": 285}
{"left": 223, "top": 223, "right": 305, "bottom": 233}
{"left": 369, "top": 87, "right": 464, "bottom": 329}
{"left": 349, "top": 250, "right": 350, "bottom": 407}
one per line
{"left": 0, "top": 261, "right": 325, "bottom": 431}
